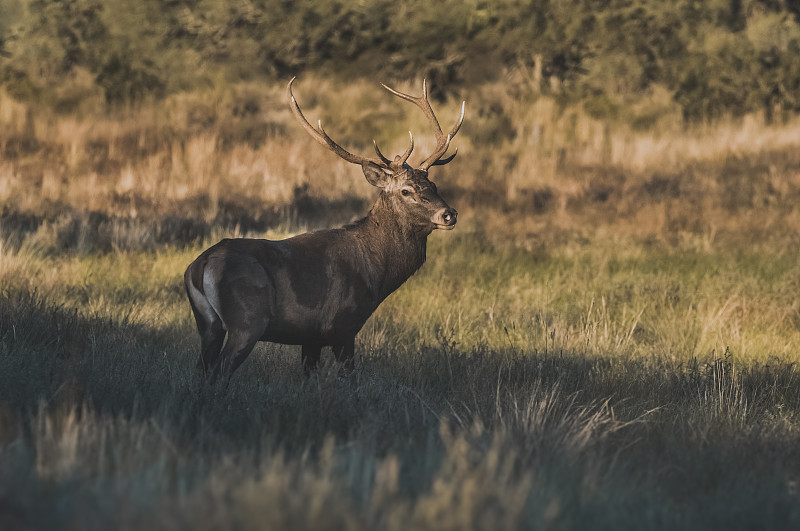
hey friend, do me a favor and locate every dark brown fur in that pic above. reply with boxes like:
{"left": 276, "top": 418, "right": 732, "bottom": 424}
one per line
{"left": 185, "top": 168, "right": 456, "bottom": 380}
{"left": 185, "top": 79, "right": 463, "bottom": 382}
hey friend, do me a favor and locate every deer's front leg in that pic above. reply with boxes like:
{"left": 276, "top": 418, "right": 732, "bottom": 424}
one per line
{"left": 302, "top": 344, "right": 322, "bottom": 375}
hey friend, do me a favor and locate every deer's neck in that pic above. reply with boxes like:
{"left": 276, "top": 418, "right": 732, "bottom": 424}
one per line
{"left": 355, "top": 195, "right": 429, "bottom": 300}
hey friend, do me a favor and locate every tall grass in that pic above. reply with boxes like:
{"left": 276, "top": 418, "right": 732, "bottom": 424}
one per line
{"left": 3, "top": 78, "right": 800, "bottom": 256}
{"left": 2, "top": 75, "right": 800, "bottom": 528}
{"left": 2, "top": 229, "right": 800, "bottom": 528}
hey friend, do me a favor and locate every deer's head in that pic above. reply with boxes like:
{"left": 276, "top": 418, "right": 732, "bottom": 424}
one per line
{"left": 288, "top": 78, "right": 463, "bottom": 233}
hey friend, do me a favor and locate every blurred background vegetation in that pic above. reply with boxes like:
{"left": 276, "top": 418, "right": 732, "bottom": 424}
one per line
{"left": 2, "top": 0, "right": 800, "bottom": 121}
{"left": 2, "top": 0, "right": 800, "bottom": 254}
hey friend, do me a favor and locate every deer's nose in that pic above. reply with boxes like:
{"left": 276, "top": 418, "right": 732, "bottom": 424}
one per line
{"left": 434, "top": 208, "right": 458, "bottom": 229}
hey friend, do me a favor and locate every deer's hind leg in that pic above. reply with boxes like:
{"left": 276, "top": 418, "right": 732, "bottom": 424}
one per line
{"left": 185, "top": 270, "right": 227, "bottom": 374}
{"left": 212, "top": 325, "right": 266, "bottom": 383}
{"left": 207, "top": 272, "right": 273, "bottom": 383}
{"left": 198, "top": 317, "right": 226, "bottom": 373}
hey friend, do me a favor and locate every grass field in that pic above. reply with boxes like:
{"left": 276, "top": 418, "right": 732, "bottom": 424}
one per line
{"left": 2, "top": 80, "right": 800, "bottom": 529}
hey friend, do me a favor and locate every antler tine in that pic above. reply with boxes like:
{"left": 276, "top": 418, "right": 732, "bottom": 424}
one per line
{"left": 420, "top": 134, "right": 452, "bottom": 171}
{"left": 288, "top": 77, "right": 372, "bottom": 166}
{"left": 397, "top": 130, "right": 414, "bottom": 168}
{"left": 373, "top": 140, "right": 393, "bottom": 166}
{"left": 380, "top": 79, "right": 465, "bottom": 171}
{"left": 421, "top": 100, "right": 466, "bottom": 169}
{"left": 447, "top": 100, "right": 466, "bottom": 140}
{"left": 430, "top": 147, "right": 458, "bottom": 167}
{"left": 373, "top": 131, "right": 414, "bottom": 170}
{"left": 380, "top": 81, "right": 423, "bottom": 104}
{"left": 380, "top": 79, "right": 444, "bottom": 141}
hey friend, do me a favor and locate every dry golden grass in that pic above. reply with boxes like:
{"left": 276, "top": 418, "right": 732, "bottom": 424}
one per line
{"left": 3, "top": 79, "right": 800, "bottom": 221}
{"left": 3, "top": 78, "right": 800, "bottom": 530}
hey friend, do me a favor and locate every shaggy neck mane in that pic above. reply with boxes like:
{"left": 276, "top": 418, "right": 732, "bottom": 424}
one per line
{"left": 348, "top": 193, "right": 429, "bottom": 300}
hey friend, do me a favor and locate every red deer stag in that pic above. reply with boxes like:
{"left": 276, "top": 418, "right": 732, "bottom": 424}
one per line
{"left": 184, "top": 78, "right": 464, "bottom": 382}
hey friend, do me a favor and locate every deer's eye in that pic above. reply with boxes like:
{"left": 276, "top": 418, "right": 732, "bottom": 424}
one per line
{"left": 401, "top": 189, "right": 413, "bottom": 197}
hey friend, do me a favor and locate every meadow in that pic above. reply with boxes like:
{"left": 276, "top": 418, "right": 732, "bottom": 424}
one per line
{"left": 2, "top": 74, "right": 800, "bottom": 530}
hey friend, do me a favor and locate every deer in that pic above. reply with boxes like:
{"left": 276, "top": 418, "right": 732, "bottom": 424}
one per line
{"left": 184, "top": 77, "right": 465, "bottom": 382}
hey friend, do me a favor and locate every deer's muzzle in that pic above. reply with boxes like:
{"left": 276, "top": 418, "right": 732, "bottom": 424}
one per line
{"left": 433, "top": 207, "right": 458, "bottom": 230}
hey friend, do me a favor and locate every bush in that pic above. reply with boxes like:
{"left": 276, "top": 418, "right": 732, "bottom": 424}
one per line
{"left": 2, "top": 0, "right": 800, "bottom": 121}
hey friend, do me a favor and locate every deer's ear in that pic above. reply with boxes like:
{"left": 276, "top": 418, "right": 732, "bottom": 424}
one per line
{"left": 362, "top": 161, "right": 393, "bottom": 188}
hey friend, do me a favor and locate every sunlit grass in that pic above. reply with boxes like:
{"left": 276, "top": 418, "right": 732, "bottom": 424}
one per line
{"left": 3, "top": 77, "right": 800, "bottom": 528}
{"left": 2, "top": 225, "right": 800, "bottom": 528}
{"left": 4, "top": 222, "right": 800, "bottom": 365}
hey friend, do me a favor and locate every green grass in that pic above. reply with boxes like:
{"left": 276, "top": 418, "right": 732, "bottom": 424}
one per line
{"left": 2, "top": 59, "right": 800, "bottom": 529}
{"left": 2, "top": 225, "right": 800, "bottom": 529}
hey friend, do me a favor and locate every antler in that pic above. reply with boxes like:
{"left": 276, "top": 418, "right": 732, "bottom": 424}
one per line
{"left": 373, "top": 131, "right": 414, "bottom": 171}
{"left": 288, "top": 77, "right": 371, "bottom": 166}
{"left": 288, "top": 77, "right": 413, "bottom": 173}
{"left": 379, "top": 79, "right": 465, "bottom": 171}
{"left": 288, "top": 77, "right": 464, "bottom": 174}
